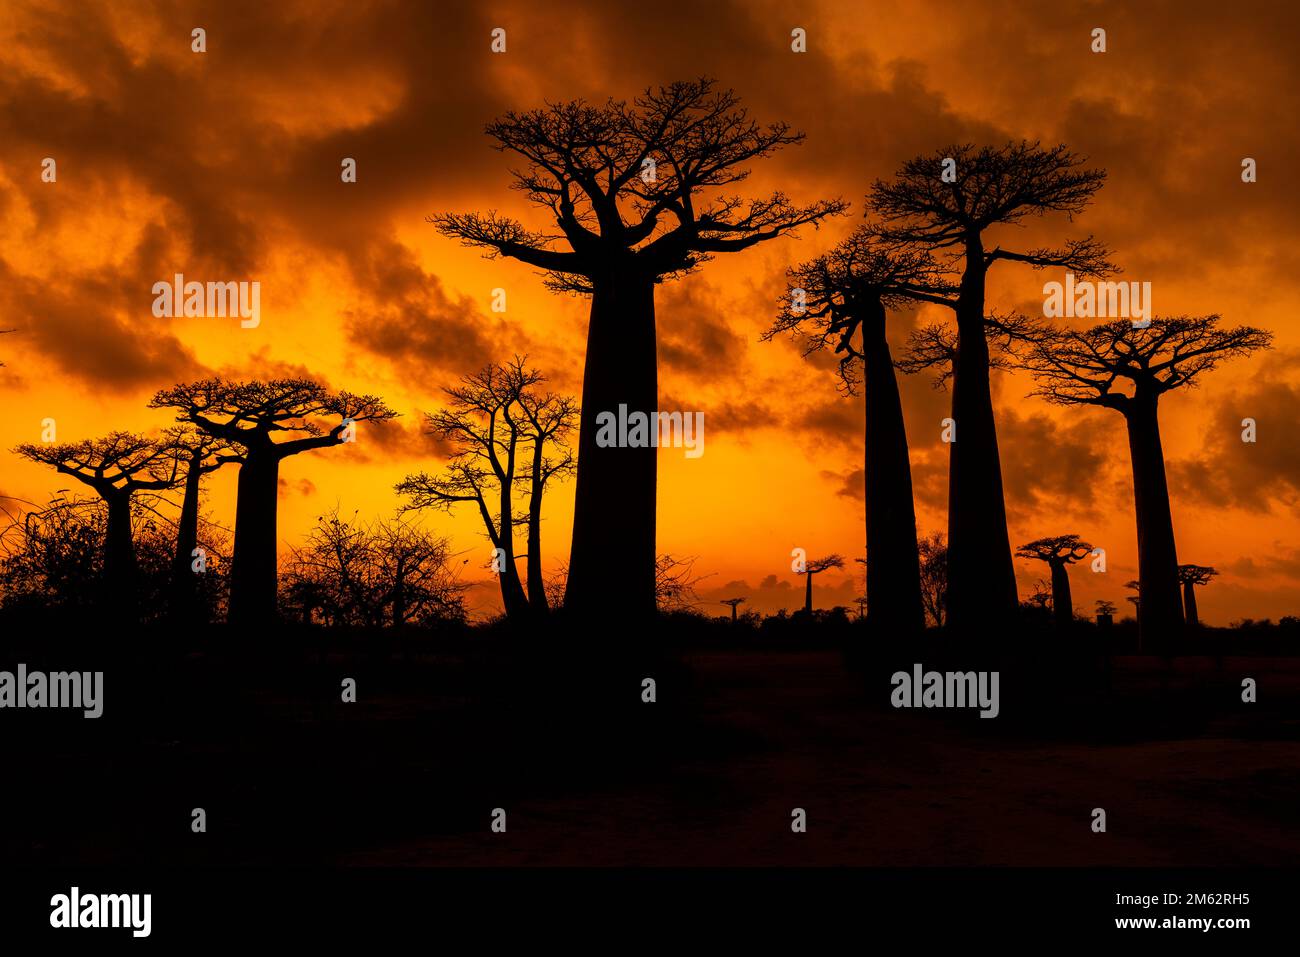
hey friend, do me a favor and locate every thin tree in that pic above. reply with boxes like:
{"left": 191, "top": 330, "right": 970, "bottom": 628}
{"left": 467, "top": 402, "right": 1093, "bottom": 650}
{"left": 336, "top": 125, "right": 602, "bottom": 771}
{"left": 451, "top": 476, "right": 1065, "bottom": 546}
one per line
{"left": 870, "top": 142, "right": 1113, "bottom": 628}
{"left": 151, "top": 379, "right": 396, "bottom": 625}
{"left": 432, "top": 79, "right": 846, "bottom": 618}
{"left": 720, "top": 596, "right": 747, "bottom": 623}
{"left": 916, "top": 531, "right": 949, "bottom": 628}
{"left": 1016, "top": 534, "right": 1093, "bottom": 630}
{"left": 767, "top": 228, "right": 952, "bottom": 633}
{"left": 163, "top": 426, "right": 242, "bottom": 621}
{"left": 1016, "top": 315, "right": 1271, "bottom": 647}
{"left": 1177, "top": 564, "right": 1217, "bottom": 628}
{"left": 797, "top": 553, "right": 844, "bottom": 615}
{"left": 13, "top": 433, "right": 179, "bottom": 612}
{"left": 655, "top": 554, "right": 707, "bottom": 613}
{"left": 397, "top": 360, "right": 573, "bottom": 619}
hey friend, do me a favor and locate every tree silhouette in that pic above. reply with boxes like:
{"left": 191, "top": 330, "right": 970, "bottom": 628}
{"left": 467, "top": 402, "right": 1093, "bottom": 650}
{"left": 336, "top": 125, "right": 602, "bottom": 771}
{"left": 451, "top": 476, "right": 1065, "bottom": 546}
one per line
{"left": 768, "top": 228, "right": 952, "bottom": 633}
{"left": 163, "top": 426, "right": 242, "bottom": 622}
{"left": 397, "top": 359, "right": 574, "bottom": 618}
{"left": 1177, "top": 564, "right": 1218, "bottom": 627}
{"left": 1026, "top": 579, "right": 1053, "bottom": 611}
{"left": 433, "top": 79, "right": 846, "bottom": 618}
{"left": 1017, "top": 315, "right": 1271, "bottom": 646}
{"left": 797, "top": 553, "right": 844, "bottom": 615}
{"left": 13, "top": 432, "right": 179, "bottom": 613}
{"left": 720, "top": 596, "right": 747, "bottom": 623}
{"left": 282, "top": 508, "right": 466, "bottom": 628}
{"left": 1016, "top": 534, "right": 1093, "bottom": 629}
{"left": 1095, "top": 599, "right": 1118, "bottom": 619}
{"left": 916, "top": 531, "right": 949, "bottom": 628}
{"left": 151, "top": 379, "right": 396, "bottom": 625}
{"left": 655, "top": 554, "right": 706, "bottom": 612}
{"left": 870, "top": 142, "right": 1112, "bottom": 629}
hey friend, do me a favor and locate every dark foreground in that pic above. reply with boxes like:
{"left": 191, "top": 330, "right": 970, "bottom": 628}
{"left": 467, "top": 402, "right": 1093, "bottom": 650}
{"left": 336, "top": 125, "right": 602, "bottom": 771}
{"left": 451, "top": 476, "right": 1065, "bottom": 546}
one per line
{"left": 4, "top": 618, "right": 1297, "bottom": 868}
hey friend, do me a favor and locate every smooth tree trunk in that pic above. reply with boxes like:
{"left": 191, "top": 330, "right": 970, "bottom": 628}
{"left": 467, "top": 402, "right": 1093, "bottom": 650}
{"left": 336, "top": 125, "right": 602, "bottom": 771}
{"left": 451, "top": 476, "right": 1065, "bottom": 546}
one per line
{"left": 804, "top": 572, "right": 814, "bottom": 614}
{"left": 565, "top": 266, "right": 658, "bottom": 619}
{"left": 229, "top": 451, "right": 281, "bottom": 626}
{"left": 103, "top": 490, "right": 138, "bottom": 616}
{"left": 861, "top": 305, "right": 926, "bottom": 633}
{"left": 945, "top": 242, "right": 1019, "bottom": 629}
{"left": 1122, "top": 392, "right": 1184, "bottom": 647}
{"left": 1183, "top": 581, "right": 1200, "bottom": 627}
{"left": 493, "top": 438, "right": 531, "bottom": 620}
{"left": 525, "top": 440, "right": 549, "bottom": 613}
{"left": 171, "top": 452, "right": 203, "bottom": 620}
{"left": 1049, "top": 560, "right": 1074, "bottom": 629}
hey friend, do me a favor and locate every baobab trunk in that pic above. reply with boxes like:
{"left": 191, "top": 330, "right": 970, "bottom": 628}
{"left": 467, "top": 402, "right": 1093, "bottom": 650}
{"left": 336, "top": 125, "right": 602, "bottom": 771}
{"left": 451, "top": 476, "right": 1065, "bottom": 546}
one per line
{"left": 171, "top": 453, "right": 203, "bottom": 619}
{"left": 804, "top": 572, "right": 814, "bottom": 615}
{"left": 1123, "top": 394, "right": 1184, "bottom": 647}
{"left": 945, "top": 246, "right": 1018, "bottom": 629}
{"left": 103, "top": 491, "right": 138, "bottom": 608}
{"left": 525, "top": 442, "right": 549, "bottom": 613}
{"left": 1183, "top": 580, "right": 1200, "bottom": 627}
{"left": 862, "top": 305, "right": 925, "bottom": 633}
{"left": 1049, "top": 561, "right": 1074, "bottom": 629}
{"left": 565, "top": 267, "right": 657, "bottom": 619}
{"left": 229, "top": 452, "right": 281, "bottom": 626}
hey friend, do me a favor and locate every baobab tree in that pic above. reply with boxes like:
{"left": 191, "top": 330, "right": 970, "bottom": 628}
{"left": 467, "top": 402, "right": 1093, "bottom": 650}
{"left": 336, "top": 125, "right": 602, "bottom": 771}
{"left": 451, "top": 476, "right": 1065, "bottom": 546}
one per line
{"left": 1178, "top": 564, "right": 1218, "bottom": 627}
{"left": 1095, "top": 599, "right": 1118, "bottom": 622}
{"left": 1016, "top": 534, "right": 1093, "bottom": 630}
{"left": 1017, "top": 315, "right": 1271, "bottom": 647}
{"left": 767, "top": 228, "right": 953, "bottom": 633}
{"left": 151, "top": 379, "right": 396, "bottom": 625}
{"left": 13, "top": 432, "right": 179, "bottom": 611}
{"left": 797, "top": 553, "right": 844, "bottom": 615}
{"left": 396, "top": 359, "right": 574, "bottom": 618}
{"left": 720, "top": 597, "right": 747, "bottom": 623}
{"left": 432, "top": 79, "right": 846, "bottom": 618}
{"left": 870, "top": 142, "right": 1113, "bottom": 628}
{"left": 163, "top": 426, "right": 241, "bottom": 621}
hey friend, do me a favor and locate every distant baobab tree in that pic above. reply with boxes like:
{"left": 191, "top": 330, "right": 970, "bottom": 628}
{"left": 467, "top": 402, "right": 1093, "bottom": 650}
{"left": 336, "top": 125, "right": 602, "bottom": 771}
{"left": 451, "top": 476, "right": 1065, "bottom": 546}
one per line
{"left": 768, "top": 228, "right": 953, "bottom": 633}
{"left": 1016, "top": 534, "right": 1093, "bottom": 629}
{"left": 163, "top": 426, "right": 241, "bottom": 621}
{"left": 151, "top": 379, "right": 396, "bottom": 625}
{"left": 720, "top": 597, "right": 747, "bottom": 623}
{"left": 1017, "top": 315, "right": 1271, "bottom": 646}
{"left": 797, "top": 553, "right": 844, "bottom": 615}
{"left": 397, "top": 359, "right": 575, "bottom": 618}
{"left": 1178, "top": 564, "right": 1218, "bottom": 627}
{"left": 432, "top": 79, "right": 846, "bottom": 619}
{"left": 870, "top": 142, "right": 1113, "bottom": 629}
{"left": 1095, "top": 599, "right": 1118, "bottom": 620}
{"left": 13, "top": 432, "right": 179, "bottom": 612}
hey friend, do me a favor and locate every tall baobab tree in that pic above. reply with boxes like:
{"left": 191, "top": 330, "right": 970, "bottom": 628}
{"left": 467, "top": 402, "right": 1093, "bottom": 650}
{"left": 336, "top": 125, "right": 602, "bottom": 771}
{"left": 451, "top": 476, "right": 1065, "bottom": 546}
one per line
{"left": 432, "top": 79, "right": 847, "bottom": 619}
{"left": 398, "top": 360, "right": 574, "bottom": 618}
{"left": 1017, "top": 315, "right": 1271, "bottom": 647}
{"left": 13, "top": 432, "right": 179, "bottom": 609}
{"left": 151, "top": 379, "right": 396, "bottom": 625}
{"left": 767, "top": 228, "right": 953, "bottom": 633}
{"left": 163, "top": 426, "right": 242, "bottom": 621}
{"left": 797, "top": 553, "right": 844, "bottom": 615}
{"left": 869, "top": 142, "right": 1113, "bottom": 629}
{"left": 1016, "top": 534, "right": 1093, "bottom": 630}
{"left": 1177, "top": 564, "right": 1217, "bottom": 627}
{"left": 720, "top": 597, "right": 747, "bottom": 623}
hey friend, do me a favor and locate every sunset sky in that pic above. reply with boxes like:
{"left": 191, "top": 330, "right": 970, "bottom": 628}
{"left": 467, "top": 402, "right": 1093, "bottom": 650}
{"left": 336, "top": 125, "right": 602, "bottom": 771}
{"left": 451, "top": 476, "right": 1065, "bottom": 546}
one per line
{"left": 1, "top": 0, "right": 1296, "bottom": 623}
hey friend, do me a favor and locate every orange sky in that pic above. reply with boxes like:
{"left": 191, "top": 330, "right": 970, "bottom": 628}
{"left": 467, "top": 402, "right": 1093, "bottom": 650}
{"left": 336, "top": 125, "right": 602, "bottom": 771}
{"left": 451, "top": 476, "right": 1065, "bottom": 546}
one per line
{"left": 1, "top": 0, "right": 1297, "bottom": 623}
